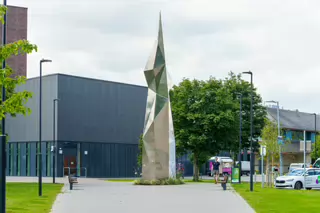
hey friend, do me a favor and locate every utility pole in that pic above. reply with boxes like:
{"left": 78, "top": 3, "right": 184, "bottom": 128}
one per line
{"left": 0, "top": 1, "right": 8, "bottom": 212}
{"left": 242, "top": 71, "right": 254, "bottom": 192}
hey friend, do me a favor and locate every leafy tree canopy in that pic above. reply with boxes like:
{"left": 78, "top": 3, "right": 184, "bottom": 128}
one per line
{"left": 0, "top": 6, "right": 37, "bottom": 131}
{"left": 170, "top": 72, "right": 266, "bottom": 180}
{"left": 224, "top": 72, "right": 267, "bottom": 151}
{"left": 311, "top": 135, "right": 320, "bottom": 161}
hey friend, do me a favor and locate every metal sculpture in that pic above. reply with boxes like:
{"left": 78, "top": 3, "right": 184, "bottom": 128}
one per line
{"left": 142, "top": 14, "right": 176, "bottom": 180}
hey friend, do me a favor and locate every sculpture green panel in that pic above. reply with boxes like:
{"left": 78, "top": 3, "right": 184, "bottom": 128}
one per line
{"left": 142, "top": 14, "right": 176, "bottom": 180}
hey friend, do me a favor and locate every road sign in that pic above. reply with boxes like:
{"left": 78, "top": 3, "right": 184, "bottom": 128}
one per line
{"left": 277, "top": 136, "right": 284, "bottom": 145}
{"left": 260, "top": 145, "right": 266, "bottom": 156}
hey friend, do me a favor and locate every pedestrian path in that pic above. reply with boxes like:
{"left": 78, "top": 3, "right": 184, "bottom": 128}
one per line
{"left": 50, "top": 178, "right": 255, "bottom": 213}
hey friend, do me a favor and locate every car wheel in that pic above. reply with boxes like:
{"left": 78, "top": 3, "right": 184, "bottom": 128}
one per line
{"left": 294, "top": 181, "right": 303, "bottom": 190}
{"left": 306, "top": 188, "right": 312, "bottom": 190}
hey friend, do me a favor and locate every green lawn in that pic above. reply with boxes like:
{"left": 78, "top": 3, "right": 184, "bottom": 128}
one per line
{"left": 233, "top": 183, "right": 320, "bottom": 213}
{"left": 7, "top": 183, "right": 63, "bottom": 213}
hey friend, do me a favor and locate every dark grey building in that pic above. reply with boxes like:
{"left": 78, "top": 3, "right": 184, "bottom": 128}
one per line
{"left": 6, "top": 74, "right": 148, "bottom": 178}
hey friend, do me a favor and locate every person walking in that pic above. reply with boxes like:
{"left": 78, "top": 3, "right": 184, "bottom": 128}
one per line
{"left": 213, "top": 157, "right": 220, "bottom": 184}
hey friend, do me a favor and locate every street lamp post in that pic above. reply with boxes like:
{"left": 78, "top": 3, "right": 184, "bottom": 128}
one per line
{"left": 236, "top": 93, "right": 243, "bottom": 183}
{"left": 0, "top": 0, "right": 7, "bottom": 212}
{"left": 312, "top": 113, "right": 317, "bottom": 160}
{"left": 242, "top": 71, "right": 254, "bottom": 192}
{"left": 52, "top": 99, "right": 59, "bottom": 183}
{"left": 266, "top": 100, "right": 282, "bottom": 176}
{"left": 39, "top": 59, "right": 52, "bottom": 196}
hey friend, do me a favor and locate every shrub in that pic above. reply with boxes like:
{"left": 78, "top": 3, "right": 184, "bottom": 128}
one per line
{"left": 133, "top": 178, "right": 185, "bottom": 185}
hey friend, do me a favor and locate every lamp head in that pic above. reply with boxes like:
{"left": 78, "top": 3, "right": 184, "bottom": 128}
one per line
{"left": 242, "top": 71, "right": 252, "bottom": 75}
{"left": 265, "top": 100, "right": 277, "bottom": 104}
{"left": 40, "top": 58, "right": 52, "bottom": 63}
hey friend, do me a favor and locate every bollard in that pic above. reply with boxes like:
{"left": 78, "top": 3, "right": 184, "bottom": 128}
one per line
{"left": 221, "top": 183, "right": 227, "bottom": 190}
{"left": 70, "top": 182, "right": 73, "bottom": 190}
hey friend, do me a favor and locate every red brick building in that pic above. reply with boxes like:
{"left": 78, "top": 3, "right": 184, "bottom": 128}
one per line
{"left": 0, "top": 5, "right": 27, "bottom": 77}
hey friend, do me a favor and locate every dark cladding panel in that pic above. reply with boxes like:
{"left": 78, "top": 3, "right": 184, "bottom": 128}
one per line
{"left": 57, "top": 74, "right": 147, "bottom": 145}
{"left": 6, "top": 75, "right": 58, "bottom": 142}
{"left": 79, "top": 142, "right": 138, "bottom": 178}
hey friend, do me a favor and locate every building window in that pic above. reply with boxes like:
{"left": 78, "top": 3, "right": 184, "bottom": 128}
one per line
{"left": 285, "top": 130, "right": 292, "bottom": 140}
{"left": 16, "top": 143, "right": 20, "bottom": 176}
{"left": 10, "top": 144, "right": 14, "bottom": 176}
{"left": 8, "top": 144, "right": 11, "bottom": 176}
{"left": 292, "top": 131, "right": 304, "bottom": 141}
{"left": 306, "top": 132, "right": 312, "bottom": 141}
{"left": 311, "top": 133, "right": 316, "bottom": 143}
{"left": 26, "top": 143, "right": 30, "bottom": 176}
{"left": 36, "top": 143, "right": 38, "bottom": 176}
{"left": 46, "top": 142, "right": 50, "bottom": 177}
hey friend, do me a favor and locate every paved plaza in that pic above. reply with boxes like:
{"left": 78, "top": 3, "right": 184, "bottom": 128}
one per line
{"left": 50, "top": 178, "right": 255, "bottom": 213}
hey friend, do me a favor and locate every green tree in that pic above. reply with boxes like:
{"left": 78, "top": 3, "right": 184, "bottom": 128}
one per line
{"left": 261, "top": 118, "right": 290, "bottom": 185}
{"left": 170, "top": 78, "right": 238, "bottom": 181}
{"left": 261, "top": 119, "right": 279, "bottom": 168}
{"left": 0, "top": 6, "right": 37, "bottom": 132}
{"left": 224, "top": 72, "right": 267, "bottom": 152}
{"left": 311, "top": 135, "right": 320, "bottom": 160}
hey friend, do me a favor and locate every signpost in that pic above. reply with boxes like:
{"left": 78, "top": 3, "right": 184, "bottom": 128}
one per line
{"left": 260, "top": 145, "right": 266, "bottom": 188}
{"left": 231, "top": 167, "right": 240, "bottom": 184}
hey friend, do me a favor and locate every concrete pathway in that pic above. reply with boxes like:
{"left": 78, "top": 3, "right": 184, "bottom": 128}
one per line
{"left": 51, "top": 178, "right": 255, "bottom": 213}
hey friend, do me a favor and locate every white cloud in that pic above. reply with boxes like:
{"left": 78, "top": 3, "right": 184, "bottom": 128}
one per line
{"left": 9, "top": 0, "right": 320, "bottom": 113}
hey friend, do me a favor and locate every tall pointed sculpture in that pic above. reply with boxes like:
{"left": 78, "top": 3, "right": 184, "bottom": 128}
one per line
{"left": 142, "top": 13, "right": 176, "bottom": 180}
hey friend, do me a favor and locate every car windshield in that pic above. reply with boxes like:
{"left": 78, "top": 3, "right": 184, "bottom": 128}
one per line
{"left": 314, "top": 160, "right": 320, "bottom": 168}
{"left": 287, "top": 170, "right": 304, "bottom": 176}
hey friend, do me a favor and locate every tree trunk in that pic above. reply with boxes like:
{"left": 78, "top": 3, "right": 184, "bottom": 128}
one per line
{"left": 271, "top": 154, "right": 274, "bottom": 187}
{"left": 193, "top": 154, "right": 199, "bottom": 182}
{"left": 266, "top": 154, "right": 270, "bottom": 187}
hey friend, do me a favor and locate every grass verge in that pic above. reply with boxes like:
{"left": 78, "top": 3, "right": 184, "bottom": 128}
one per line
{"left": 233, "top": 183, "right": 320, "bottom": 213}
{"left": 7, "top": 183, "right": 63, "bottom": 213}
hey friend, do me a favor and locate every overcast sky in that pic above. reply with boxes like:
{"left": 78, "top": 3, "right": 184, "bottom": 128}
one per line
{"left": 9, "top": 0, "right": 320, "bottom": 113}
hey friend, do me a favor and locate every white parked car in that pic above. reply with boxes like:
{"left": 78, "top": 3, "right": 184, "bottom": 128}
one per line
{"left": 275, "top": 168, "right": 320, "bottom": 190}
{"left": 288, "top": 163, "right": 311, "bottom": 172}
